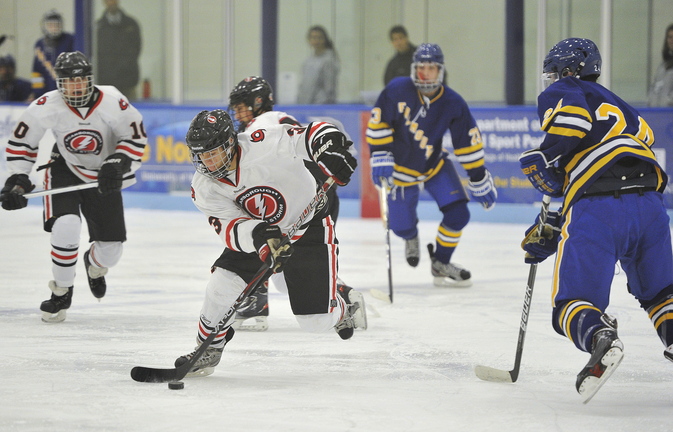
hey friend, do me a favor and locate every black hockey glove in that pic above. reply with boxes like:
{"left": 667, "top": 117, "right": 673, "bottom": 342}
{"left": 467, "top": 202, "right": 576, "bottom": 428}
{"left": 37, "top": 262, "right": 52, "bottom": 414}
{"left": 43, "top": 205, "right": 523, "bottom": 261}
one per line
{"left": 252, "top": 222, "right": 294, "bottom": 273}
{"left": 312, "top": 132, "right": 357, "bottom": 186}
{"left": 1, "top": 174, "right": 35, "bottom": 211}
{"left": 521, "top": 210, "right": 563, "bottom": 264}
{"left": 98, "top": 153, "right": 132, "bottom": 196}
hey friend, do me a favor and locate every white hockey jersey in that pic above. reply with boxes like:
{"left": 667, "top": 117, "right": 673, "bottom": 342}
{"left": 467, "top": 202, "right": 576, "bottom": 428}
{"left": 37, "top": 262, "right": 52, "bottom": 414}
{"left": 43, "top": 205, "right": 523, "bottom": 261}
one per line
{"left": 245, "top": 111, "right": 299, "bottom": 130}
{"left": 191, "top": 121, "right": 337, "bottom": 254}
{"left": 5, "top": 86, "right": 147, "bottom": 186}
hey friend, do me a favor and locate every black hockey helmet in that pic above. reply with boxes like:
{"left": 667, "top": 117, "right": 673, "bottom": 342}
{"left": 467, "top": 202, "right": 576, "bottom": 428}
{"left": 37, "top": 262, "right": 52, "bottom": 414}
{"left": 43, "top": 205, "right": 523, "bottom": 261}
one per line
{"left": 54, "top": 51, "right": 94, "bottom": 107}
{"left": 228, "top": 76, "right": 274, "bottom": 116}
{"left": 186, "top": 109, "right": 238, "bottom": 180}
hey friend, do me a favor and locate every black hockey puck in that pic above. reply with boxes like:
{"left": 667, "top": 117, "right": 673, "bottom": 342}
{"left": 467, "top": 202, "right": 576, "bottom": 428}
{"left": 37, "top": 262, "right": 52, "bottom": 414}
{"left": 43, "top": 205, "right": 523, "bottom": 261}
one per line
{"left": 168, "top": 381, "right": 184, "bottom": 390}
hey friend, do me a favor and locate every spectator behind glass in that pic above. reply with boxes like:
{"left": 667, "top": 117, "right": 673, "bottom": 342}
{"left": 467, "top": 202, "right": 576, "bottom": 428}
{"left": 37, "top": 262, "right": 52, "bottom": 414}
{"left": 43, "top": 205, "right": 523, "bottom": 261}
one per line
{"left": 31, "top": 10, "right": 75, "bottom": 98}
{"left": 0, "top": 55, "right": 33, "bottom": 102}
{"left": 297, "top": 25, "right": 339, "bottom": 104}
{"left": 384, "top": 25, "right": 416, "bottom": 86}
{"left": 648, "top": 23, "right": 673, "bottom": 107}
{"left": 96, "top": 0, "right": 142, "bottom": 100}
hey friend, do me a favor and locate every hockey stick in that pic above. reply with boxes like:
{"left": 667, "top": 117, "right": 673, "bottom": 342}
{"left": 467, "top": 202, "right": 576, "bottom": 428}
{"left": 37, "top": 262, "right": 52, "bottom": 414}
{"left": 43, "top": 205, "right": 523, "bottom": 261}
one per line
{"left": 0, "top": 182, "right": 99, "bottom": 202}
{"left": 474, "top": 194, "right": 552, "bottom": 383}
{"left": 130, "top": 178, "right": 336, "bottom": 383}
{"left": 370, "top": 178, "right": 393, "bottom": 303}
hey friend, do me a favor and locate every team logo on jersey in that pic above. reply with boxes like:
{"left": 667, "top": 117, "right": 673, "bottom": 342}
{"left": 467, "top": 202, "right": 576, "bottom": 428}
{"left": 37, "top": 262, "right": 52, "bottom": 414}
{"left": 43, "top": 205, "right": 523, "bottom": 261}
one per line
{"left": 286, "top": 127, "right": 306, "bottom": 136}
{"left": 36, "top": 96, "right": 47, "bottom": 105}
{"left": 64, "top": 130, "right": 104, "bottom": 155}
{"left": 119, "top": 98, "right": 128, "bottom": 110}
{"left": 250, "top": 129, "right": 265, "bottom": 142}
{"left": 236, "top": 186, "right": 286, "bottom": 224}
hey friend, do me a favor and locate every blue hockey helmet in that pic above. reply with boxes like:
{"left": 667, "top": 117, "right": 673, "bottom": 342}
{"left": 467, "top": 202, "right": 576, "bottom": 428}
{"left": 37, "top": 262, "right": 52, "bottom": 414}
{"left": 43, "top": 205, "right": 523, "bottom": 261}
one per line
{"left": 411, "top": 43, "right": 445, "bottom": 93}
{"left": 542, "top": 38, "right": 601, "bottom": 89}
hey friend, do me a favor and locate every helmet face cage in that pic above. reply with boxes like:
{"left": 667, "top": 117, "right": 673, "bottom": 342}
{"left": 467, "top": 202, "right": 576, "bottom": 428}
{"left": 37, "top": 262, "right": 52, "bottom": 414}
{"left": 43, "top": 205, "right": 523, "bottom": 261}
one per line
{"left": 541, "top": 38, "right": 601, "bottom": 89}
{"left": 42, "top": 11, "right": 63, "bottom": 39}
{"left": 191, "top": 136, "right": 237, "bottom": 180}
{"left": 57, "top": 75, "right": 94, "bottom": 107}
{"left": 228, "top": 76, "right": 274, "bottom": 116}
{"left": 54, "top": 52, "right": 94, "bottom": 107}
{"left": 411, "top": 43, "right": 445, "bottom": 93}
{"left": 186, "top": 110, "right": 238, "bottom": 180}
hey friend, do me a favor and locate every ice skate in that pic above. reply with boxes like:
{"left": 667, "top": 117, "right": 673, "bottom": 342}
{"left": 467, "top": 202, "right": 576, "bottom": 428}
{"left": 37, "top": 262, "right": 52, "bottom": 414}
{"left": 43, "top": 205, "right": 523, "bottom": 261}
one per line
{"left": 40, "top": 281, "right": 73, "bottom": 323}
{"left": 405, "top": 236, "right": 420, "bottom": 267}
{"left": 232, "top": 282, "right": 269, "bottom": 332}
{"left": 335, "top": 283, "right": 368, "bottom": 340}
{"left": 174, "top": 328, "right": 235, "bottom": 377}
{"left": 427, "top": 244, "right": 472, "bottom": 287}
{"left": 84, "top": 250, "right": 107, "bottom": 299}
{"left": 664, "top": 344, "right": 673, "bottom": 363}
{"left": 576, "top": 314, "right": 624, "bottom": 404}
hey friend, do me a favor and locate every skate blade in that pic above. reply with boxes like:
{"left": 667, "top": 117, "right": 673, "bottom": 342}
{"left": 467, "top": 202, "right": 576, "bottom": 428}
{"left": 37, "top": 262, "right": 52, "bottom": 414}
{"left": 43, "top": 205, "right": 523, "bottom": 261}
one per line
{"left": 231, "top": 316, "right": 268, "bottom": 332}
{"left": 433, "top": 276, "right": 473, "bottom": 288}
{"left": 348, "top": 290, "right": 368, "bottom": 330}
{"left": 41, "top": 310, "right": 67, "bottom": 323}
{"left": 578, "top": 347, "right": 624, "bottom": 404}
{"left": 184, "top": 367, "right": 215, "bottom": 378}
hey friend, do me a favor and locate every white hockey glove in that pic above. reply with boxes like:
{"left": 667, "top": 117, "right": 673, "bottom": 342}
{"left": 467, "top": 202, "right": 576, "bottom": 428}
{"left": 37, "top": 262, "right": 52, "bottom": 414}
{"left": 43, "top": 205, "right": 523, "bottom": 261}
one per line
{"left": 467, "top": 170, "right": 497, "bottom": 210}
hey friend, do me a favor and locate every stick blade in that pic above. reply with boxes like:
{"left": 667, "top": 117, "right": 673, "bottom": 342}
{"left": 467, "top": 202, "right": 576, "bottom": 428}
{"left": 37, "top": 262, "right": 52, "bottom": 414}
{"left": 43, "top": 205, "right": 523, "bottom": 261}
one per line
{"left": 474, "top": 365, "right": 515, "bottom": 383}
{"left": 369, "top": 288, "right": 392, "bottom": 303}
{"left": 131, "top": 365, "right": 185, "bottom": 383}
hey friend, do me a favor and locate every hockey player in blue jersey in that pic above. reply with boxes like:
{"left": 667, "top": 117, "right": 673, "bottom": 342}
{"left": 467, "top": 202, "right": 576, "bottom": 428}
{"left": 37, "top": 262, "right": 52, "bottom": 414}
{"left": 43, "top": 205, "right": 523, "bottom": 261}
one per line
{"left": 367, "top": 43, "right": 497, "bottom": 287}
{"left": 520, "top": 38, "right": 673, "bottom": 403}
{"left": 31, "top": 10, "right": 75, "bottom": 98}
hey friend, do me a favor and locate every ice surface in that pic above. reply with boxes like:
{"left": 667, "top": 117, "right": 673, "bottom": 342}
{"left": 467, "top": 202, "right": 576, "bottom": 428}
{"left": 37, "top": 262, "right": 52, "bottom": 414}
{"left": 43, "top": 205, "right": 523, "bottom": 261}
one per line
{"left": 1, "top": 205, "right": 671, "bottom": 431}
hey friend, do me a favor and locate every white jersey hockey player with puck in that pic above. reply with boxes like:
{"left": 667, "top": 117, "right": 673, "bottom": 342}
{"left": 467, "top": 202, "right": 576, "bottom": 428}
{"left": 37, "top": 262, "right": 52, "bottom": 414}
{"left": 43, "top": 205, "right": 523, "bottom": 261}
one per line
{"left": 174, "top": 109, "right": 366, "bottom": 376}
{"left": 228, "top": 75, "right": 345, "bottom": 331}
{"left": 1, "top": 51, "right": 146, "bottom": 323}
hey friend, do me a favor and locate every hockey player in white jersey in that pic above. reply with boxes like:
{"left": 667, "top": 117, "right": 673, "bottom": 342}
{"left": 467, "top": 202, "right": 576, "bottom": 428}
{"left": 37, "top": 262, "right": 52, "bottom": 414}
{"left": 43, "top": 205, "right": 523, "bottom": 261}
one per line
{"left": 174, "top": 109, "right": 366, "bottom": 376}
{"left": 0, "top": 51, "right": 147, "bottom": 323}
{"left": 228, "top": 76, "right": 345, "bottom": 331}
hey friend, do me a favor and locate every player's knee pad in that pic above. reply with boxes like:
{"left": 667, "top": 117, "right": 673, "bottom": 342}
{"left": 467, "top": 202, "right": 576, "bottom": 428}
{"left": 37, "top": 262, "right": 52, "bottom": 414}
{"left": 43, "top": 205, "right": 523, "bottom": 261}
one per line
{"left": 439, "top": 200, "right": 470, "bottom": 231}
{"left": 638, "top": 284, "right": 673, "bottom": 310}
{"left": 295, "top": 313, "right": 337, "bottom": 333}
{"left": 395, "top": 227, "right": 418, "bottom": 240}
{"left": 201, "top": 267, "right": 247, "bottom": 324}
{"left": 90, "top": 241, "right": 123, "bottom": 268}
{"left": 50, "top": 214, "right": 82, "bottom": 248}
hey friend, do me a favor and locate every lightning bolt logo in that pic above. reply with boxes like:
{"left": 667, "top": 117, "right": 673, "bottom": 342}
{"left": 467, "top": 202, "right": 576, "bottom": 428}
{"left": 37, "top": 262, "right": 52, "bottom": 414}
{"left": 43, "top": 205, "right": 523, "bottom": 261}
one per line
{"left": 254, "top": 194, "right": 268, "bottom": 218}
{"left": 238, "top": 186, "right": 286, "bottom": 224}
{"left": 74, "top": 136, "right": 94, "bottom": 150}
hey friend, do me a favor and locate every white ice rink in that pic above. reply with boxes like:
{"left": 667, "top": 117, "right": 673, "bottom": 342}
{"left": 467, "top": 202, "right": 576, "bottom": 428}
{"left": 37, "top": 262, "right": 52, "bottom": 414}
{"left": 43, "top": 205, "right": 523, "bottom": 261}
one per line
{"left": 1, "top": 201, "right": 671, "bottom": 431}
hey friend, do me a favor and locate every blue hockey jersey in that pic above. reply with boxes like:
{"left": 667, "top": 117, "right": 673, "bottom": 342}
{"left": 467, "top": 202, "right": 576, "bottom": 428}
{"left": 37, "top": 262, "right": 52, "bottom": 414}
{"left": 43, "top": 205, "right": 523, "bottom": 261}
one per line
{"left": 537, "top": 77, "right": 667, "bottom": 213}
{"left": 366, "top": 77, "right": 486, "bottom": 186}
{"left": 31, "top": 34, "right": 75, "bottom": 98}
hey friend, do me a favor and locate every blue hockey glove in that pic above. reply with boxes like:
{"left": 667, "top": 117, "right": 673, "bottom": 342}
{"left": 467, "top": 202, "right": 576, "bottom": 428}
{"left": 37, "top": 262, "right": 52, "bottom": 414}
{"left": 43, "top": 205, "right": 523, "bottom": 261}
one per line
{"left": 252, "top": 222, "right": 294, "bottom": 273}
{"left": 1, "top": 174, "right": 35, "bottom": 211}
{"left": 519, "top": 149, "right": 564, "bottom": 198}
{"left": 371, "top": 151, "right": 394, "bottom": 187}
{"left": 467, "top": 170, "right": 497, "bottom": 210}
{"left": 521, "top": 210, "right": 563, "bottom": 264}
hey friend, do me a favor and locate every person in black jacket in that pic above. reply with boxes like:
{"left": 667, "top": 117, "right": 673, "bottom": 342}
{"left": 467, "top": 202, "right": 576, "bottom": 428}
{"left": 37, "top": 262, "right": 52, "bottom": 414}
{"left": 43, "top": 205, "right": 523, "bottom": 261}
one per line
{"left": 96, "top": 0, "right": 141, "bottom": 100}
{"left": 383, "top": 25, "right": 416, "bottom": 86}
